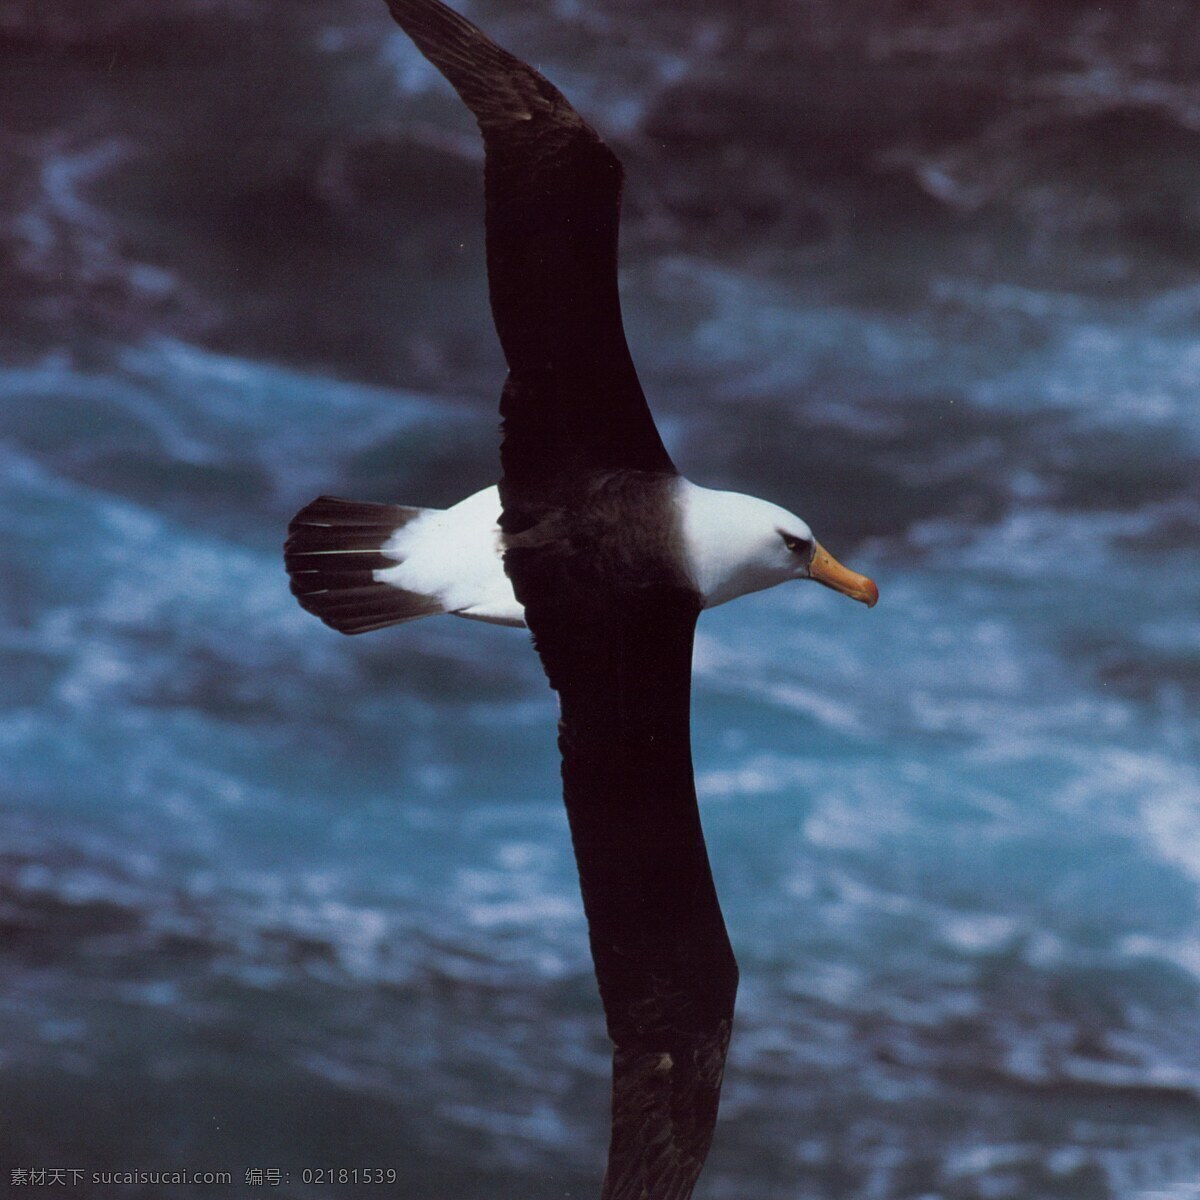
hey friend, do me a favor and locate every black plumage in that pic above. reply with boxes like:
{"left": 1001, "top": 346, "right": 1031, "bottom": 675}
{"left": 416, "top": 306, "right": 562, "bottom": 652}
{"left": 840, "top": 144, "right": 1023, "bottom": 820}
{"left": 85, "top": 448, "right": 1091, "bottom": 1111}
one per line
{"left": 382, "top": 2, "right": 737, "bottom": 1196}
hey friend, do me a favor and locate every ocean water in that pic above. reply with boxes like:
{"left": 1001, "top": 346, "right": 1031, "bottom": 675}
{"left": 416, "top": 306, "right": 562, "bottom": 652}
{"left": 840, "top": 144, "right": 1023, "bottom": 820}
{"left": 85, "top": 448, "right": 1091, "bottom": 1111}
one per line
{"left": 2, "top": 1, "right": 1199, "bottom": 1197}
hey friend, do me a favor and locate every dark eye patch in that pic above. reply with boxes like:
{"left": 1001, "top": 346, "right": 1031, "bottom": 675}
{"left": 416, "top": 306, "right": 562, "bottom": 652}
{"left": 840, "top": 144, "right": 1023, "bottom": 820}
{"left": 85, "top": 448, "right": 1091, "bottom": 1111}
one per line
{"left": 780, "top": 532, "right": 812, "bottom": 556}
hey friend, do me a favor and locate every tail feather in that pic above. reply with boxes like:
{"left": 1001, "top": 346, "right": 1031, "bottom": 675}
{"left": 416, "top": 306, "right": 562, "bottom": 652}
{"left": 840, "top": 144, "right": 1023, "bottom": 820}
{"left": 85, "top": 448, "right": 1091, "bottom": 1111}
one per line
{"left": 285, "top": 496, "right": 444, "bottom": 635}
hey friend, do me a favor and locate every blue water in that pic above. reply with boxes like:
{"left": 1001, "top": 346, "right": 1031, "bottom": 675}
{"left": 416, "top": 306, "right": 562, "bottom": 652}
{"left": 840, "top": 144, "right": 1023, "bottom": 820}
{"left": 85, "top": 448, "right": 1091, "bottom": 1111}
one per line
{"left": 2, "top": 2, "right": 1199, "bottom": 1197}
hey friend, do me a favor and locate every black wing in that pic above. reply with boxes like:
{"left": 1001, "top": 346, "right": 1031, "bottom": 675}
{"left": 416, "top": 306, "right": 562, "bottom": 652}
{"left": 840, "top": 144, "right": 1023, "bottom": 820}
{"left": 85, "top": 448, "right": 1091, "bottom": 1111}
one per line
{"left": 520, "top": 573, "right": 739, "bottom": 1200}
{"left": 383, "top": 0, "right": 675, "bottom": 492}
{"left": 384, "top": 5, "right": 735, "bottom": 1195}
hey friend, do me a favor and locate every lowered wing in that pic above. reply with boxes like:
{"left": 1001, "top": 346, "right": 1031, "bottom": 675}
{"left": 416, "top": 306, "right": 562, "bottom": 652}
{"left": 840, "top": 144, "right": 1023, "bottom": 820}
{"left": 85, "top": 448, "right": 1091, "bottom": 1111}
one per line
{"left": 522, "top": 578, "right": 738, "bottom": 1200}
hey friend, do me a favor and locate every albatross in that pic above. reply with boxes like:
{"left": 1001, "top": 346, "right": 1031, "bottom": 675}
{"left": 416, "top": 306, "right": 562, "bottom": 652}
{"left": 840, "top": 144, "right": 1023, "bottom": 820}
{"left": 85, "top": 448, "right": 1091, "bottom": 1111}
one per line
{"left": 285, "top": 1, "right": 878, "bottom": 1195}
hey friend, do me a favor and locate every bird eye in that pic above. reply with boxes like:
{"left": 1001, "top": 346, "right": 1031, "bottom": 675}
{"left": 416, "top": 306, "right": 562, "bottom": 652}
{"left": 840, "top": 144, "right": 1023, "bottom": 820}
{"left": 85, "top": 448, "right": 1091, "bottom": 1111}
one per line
{"left": 781, "top": 533, "right": 812, "bottom": 556}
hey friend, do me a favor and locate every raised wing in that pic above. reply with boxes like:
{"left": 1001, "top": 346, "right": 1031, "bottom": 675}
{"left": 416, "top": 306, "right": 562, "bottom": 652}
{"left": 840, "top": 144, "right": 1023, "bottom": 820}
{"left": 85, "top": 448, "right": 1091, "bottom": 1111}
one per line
{"left": 383, "top": 0, "right": 676, "bottom": 491}
{"left": 507, "top": 527, "right": 739, "bottom": 1199}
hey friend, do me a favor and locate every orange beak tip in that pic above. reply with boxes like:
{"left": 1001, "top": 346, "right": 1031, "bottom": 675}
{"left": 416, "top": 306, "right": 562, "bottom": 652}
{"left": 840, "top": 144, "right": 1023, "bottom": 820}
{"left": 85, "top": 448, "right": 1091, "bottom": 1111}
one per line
{"left": 809, "top": 543, "right": 878, "bottom": 609}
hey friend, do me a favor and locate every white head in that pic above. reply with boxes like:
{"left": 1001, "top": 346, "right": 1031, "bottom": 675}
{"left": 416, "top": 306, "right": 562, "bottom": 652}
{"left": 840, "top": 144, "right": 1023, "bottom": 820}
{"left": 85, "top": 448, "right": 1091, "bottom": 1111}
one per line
{"left": 677, "top": 481, "right": 878, "bottom": 610}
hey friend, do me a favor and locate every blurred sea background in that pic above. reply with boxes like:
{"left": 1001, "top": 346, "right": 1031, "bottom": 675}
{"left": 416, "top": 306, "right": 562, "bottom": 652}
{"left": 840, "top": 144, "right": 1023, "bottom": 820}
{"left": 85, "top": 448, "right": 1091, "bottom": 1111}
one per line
{"left": 2, "top": 1, "right": 1199, "bottom": 1196}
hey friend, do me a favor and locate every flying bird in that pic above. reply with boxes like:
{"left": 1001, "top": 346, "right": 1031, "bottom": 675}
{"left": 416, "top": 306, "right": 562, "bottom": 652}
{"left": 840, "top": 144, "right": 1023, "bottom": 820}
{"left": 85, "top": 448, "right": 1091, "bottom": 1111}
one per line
{"left": 284, "top": 1, "right": 878, "bottom": 1195}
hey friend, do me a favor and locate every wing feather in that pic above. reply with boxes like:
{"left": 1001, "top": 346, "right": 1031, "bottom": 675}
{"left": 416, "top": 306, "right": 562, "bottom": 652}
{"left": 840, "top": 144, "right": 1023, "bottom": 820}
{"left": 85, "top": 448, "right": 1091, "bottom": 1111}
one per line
{"left": 509, "top": 561, "right": 738, "bottom": 1200}
{"left": 382, "top": 6, "right": 729, "bottom": 1194}
{"left": 383, "top": 0, "right": 676, "bottom": 488}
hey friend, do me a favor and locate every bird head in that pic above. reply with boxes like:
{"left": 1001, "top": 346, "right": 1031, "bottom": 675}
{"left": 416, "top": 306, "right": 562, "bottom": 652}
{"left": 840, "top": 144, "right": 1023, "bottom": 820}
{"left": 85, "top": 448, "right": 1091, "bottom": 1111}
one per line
{"left": 772, "top": 525, "right": 878, "bottom": 604}
{"left": 774, "top": 519, "right": 878, "bottom": 608}
{"left": 679, "top": 483, "right": 878, "bottom": 609}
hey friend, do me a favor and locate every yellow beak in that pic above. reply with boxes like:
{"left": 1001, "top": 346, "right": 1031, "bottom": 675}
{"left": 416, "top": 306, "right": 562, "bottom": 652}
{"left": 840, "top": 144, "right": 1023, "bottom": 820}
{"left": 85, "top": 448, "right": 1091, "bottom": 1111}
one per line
{"left": 809, "top": 542, "right": 879, "bottom": 608}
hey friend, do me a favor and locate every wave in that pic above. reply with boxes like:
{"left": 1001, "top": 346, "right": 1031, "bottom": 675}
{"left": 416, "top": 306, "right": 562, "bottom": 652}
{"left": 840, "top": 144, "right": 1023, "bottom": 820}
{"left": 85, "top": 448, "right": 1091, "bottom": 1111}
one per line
{"left": 5, "top": 4, "right": 1199, "bottom": 1196}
